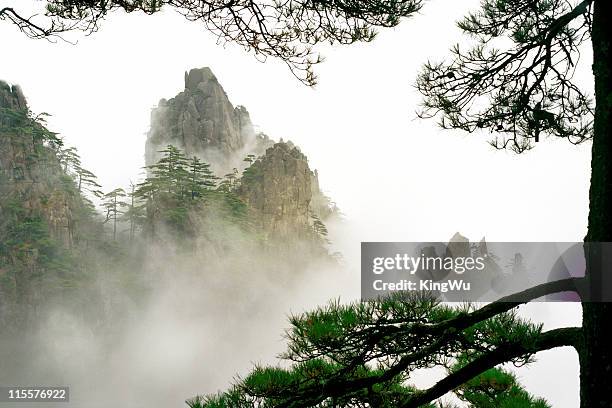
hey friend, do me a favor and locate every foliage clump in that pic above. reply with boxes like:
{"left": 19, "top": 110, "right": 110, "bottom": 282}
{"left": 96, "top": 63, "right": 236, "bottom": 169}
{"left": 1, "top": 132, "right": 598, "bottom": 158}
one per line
{"left": 134, "top": 145, "right": 249, "bottom": 239}
{"left": 188, "top": 292, "right": 552, "bottom": 408}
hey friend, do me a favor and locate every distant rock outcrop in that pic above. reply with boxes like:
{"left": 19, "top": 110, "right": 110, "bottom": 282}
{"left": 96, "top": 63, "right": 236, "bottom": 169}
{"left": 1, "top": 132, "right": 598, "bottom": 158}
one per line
{"left": 146, "top": 67, "right": 273, "bottom": 174}
{"left": 237, "top": 142, "right": 314, "bottom": 243}
{"left": 446, "top": 232, "right": 470, "bottom": 258}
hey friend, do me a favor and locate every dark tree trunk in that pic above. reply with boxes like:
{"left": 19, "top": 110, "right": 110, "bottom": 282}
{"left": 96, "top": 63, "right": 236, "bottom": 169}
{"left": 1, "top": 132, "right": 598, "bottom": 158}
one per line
{"left": 582, "top": 0, "right": 612, "bottom": 406}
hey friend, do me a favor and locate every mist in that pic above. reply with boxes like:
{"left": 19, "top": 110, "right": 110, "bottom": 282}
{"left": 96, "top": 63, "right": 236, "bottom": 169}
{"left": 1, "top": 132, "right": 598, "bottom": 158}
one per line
{"left": 0, "top": 0, "right": 592, "bottom": 407}
{"left": 0, "top": 212, "right": 355, "bottom": 407}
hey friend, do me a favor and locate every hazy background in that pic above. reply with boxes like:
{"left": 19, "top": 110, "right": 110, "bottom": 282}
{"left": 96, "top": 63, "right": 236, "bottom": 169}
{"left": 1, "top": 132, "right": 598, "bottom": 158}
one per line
{"left": 0, "top": 0, "right": 589, "bottom": 406}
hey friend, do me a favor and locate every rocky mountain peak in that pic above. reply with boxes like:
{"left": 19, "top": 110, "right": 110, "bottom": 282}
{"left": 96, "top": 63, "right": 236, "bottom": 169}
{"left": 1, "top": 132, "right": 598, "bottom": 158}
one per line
{"left": 237, "top": 142, "right": 314, "bottom": 242}
{"left": 145, "top": 68, "right": 337, "bottom": 246}
{"left": 146, "top": 67, "right": 268, "bottom": 174}
{"left": 184, "top": 67, "right": 216, "bottom": 91}
{"left": 0, "top": 81, "right": 27, "bottom": 111}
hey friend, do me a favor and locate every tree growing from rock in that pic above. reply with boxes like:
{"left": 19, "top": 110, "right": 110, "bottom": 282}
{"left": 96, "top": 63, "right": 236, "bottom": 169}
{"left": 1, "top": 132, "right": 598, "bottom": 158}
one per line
{"left": 219, "top": 168, "right": 240, "bottom": 192}
{"left": 310, "top": 212, "right": 329, "bottom": 245}
{"left": 121, "top": 181, "right": 145, "bottom": 241}
{"left": 135, "top": 145, "right": 249, "bottom": 236}
{"left": 4, "top": 0, "right": 611, "bottom": 406}
{"left": 0, "top": 104, "right": 95, "bottom": 326}
{"left": 188, "top": 155, "right": 217, "bottom": 200}
{"left": 101, "top": 188, "right": 127, "bottom": 241}
{"left": 57, "top": 145, "right": 103, "bottom": 200}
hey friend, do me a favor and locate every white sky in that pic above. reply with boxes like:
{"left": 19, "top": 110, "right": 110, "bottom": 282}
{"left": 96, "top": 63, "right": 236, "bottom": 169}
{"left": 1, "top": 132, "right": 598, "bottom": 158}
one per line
{"left": 0, "top": 0, "right": 590, "bottom": 406}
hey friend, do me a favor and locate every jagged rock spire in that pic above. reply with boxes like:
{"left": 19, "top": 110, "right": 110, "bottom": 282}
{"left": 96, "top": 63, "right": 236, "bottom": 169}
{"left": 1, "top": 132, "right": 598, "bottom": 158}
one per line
{"left": 145, "top": 67, "right": 269, "bottom": 173}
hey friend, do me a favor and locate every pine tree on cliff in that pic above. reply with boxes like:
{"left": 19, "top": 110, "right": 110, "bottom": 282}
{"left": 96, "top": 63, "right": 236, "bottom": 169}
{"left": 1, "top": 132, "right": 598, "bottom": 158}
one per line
{"left": 57, "top": 145, "right": 103, "bottom": 198}
{"left": 121, "top": 181, "right": 145, "bottom": 242}
{"left": 243, "top": 154, "right": 257, "bottom": 165}
{"left": 146, "top": 145, "right": 191, "bottom": 198}
{"left": 188, "top": 155, "right": 218, "bottom": 200}
{"left": 58, "top": 146, "right": 80, "bottom": 173}
{"left": 310, "top": 212, "right": 329, "bottom": 244}
{"left": 102, "top": 188, "right": 127, "bottom": 241}
{"left": 0, "top": 105, "right": 62, "bottom": 153}
{"left": 134, "top": 145, "right": 246, "bottom": 234}
{"left": 219, "top": 168, "right": 240, "bottom": 192}
{"left": 74, "top": 166, "right": 102, "bottom": 197}
{"left": 1, "top": 101, "right": 94, "bottom": 325}
{"left": 5, "top": 0, "right": 611, "bottom": 405}
{"left": 137, "top": 146, "right": 215, "bottom": 204}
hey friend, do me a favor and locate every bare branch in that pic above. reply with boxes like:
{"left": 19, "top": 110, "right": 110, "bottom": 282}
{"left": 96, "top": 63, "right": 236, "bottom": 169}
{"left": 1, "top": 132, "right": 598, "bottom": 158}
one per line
{"left": 417, "top": 0, "right": 594, "bottom": 152}
{"left": 1, "top": 1, "right": 423, "bottom": 86}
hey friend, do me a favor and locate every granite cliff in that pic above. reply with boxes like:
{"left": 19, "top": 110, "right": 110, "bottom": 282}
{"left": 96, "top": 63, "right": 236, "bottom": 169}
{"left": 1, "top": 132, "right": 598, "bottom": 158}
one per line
{"left": 145, "top": 68, "right": 337, "bottom": 245}
{"left": 0, "top": 71, "right": 338, "bottom": 329}
{"left": 238, "top": 142, "right": 314, "bottom": 243}
{"left": 0, "top": 82, "right": 100, "bottom": 327}
{"left": 0, "top": 82, "right": 75, "bottom": 250}
{"left": 146, "top": 67, "right": 273, "bottom": 174}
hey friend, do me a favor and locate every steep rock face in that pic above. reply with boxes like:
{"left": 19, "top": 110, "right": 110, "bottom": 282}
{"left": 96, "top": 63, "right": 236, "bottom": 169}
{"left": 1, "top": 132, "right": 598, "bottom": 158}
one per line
{"left": 146, "top": 67, "right": 272, "bottom": 173}
{"left": 0, "top": 82, "right": 26, "bottom": 110}
{"left": 238, "top": 142, "right": 314, "bottom": 242}
{"left": 0, "top": 82, "right": 102, "bottom": 327}
{"left": 145, "top": 68, "right": 337, "bottom": 246}
{"left": 0, "top": 82, "right": 74, "bottom": 248}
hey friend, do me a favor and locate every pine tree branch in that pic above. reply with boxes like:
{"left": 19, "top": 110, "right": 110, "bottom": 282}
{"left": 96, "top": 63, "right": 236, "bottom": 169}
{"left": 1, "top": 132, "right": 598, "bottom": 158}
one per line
{"left": 433, "top": 276, "right": 586, "bottom": 334}
{"left": 275, "top": 278, "right": 584, "bottom": 407}
{"left": 400, "top": 327, "right": 583, "bottom": 408}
